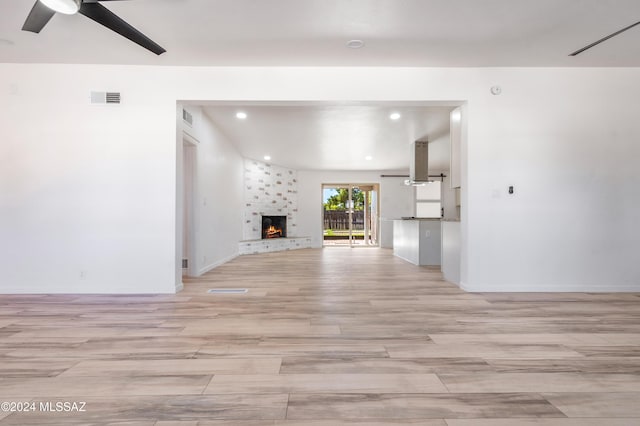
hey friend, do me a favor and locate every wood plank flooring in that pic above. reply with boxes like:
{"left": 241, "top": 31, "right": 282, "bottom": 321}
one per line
{"left": 1, "top": 247, "right": 640, "bottom": 425}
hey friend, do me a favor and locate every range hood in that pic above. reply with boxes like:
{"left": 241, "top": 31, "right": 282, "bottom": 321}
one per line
{"left": 405, "top": 140, "right": 430, "bottom": 186}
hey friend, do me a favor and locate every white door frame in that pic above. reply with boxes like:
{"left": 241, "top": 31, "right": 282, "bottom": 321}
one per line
{"left": 321, "top": 182, "right": 380, "bottom": 248}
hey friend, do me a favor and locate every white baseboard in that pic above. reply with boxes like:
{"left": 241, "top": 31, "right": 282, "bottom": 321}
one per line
{"left": 459, "top": 281, "right": 640, "bottom": 293}
{"left": 175, "top": 281, "right": 184, "bottom": 293}
{"left": 198, "top": 252, "right": 239, "bottom": 276}
{"left": 0, "top": 284, "right": 177, "bottom": 294}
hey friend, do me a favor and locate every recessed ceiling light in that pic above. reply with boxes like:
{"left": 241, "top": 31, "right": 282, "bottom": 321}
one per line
{"left": 236, "top": 111, "right": 247, "bottom": 119}
{"left": 40, "top": 0, "right": 81, "bottom": 15}
{"left": 346, "top": 39, "right": 365, "bottom": 49}
{"left": 263, "top": 155, "right": 271, "bottom": 161}
{"left": 389, "top": 112, "right": 401, "bottom": 120}
{"left": 365, "top": 155, "right": 373, "bottom": 161}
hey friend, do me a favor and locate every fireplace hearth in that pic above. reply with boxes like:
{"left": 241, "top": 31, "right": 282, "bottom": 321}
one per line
{"left": 262, "top": 215, "right": 287, "bottom": 239}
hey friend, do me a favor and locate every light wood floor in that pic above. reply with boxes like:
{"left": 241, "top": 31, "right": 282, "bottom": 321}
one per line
{"left": 1, "top": 248, "right": 640, "bottom": 425}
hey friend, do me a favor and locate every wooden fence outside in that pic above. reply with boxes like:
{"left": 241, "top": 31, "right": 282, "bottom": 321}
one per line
{"left": 323, "top": 210, "right": 364, "bottom": 230}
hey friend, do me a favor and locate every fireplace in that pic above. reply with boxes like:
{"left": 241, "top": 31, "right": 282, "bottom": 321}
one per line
{"left": 262, "top": 215, "right": 287, "bottom": 239}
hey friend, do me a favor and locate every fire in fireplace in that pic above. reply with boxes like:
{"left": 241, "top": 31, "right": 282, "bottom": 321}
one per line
{"left": 262, "top": 215, "right": 287, "bottom": 239}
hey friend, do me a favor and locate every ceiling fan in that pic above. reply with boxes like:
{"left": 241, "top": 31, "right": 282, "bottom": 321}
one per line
{"left": 22, "top": 0, "right": 166, "bottom": 55}
{"left": 570, "top": 20, "right": 640, "bottom": 56}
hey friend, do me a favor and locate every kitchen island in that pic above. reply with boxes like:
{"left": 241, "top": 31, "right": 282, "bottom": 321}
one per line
{"left": 393, "top": 218, "right": 441, "bottom": 266}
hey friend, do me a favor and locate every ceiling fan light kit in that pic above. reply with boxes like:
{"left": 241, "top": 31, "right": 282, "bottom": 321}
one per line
{"left": 40, "top": 0, "right": 81, "bottom": 15}
{"left": 22, "top": 0, "right": 166, "bottom": 55}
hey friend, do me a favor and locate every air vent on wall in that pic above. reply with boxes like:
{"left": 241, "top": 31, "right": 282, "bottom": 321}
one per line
{"left": 90, "top": 91, "right": 121, "bottom": 105}
{"left": 182, "top": 108, "right": 193, "bottom": 126}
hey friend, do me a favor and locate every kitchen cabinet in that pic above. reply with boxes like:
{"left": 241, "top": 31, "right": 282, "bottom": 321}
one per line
{"left": 393, "top": 219, "right": 441, "bottom": 266}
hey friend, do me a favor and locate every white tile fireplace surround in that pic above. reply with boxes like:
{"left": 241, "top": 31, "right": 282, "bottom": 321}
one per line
{"left": 240, "top": 159, "right": 310, "bottom": 254}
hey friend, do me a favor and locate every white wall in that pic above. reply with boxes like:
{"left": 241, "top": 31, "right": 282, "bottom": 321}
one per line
{"left": 192, "top": 108, "right": 244, "bottom": 275}
{"left": 1, "top": 66, "right": 177, "bottom": 293}
{"left": 380, "top": 176, "right": 416, "bottom": 248}
{"left": 1, "top": 65, "right": 639, "bottom": 293}
{"left": 464, "top": 69, "right": 640, "bottom": 291}
{"left": 297, "top": 170, "right": 413, "bottom": 248}
{"left": 450, "top": 107, "right": 462, "bottom": 189}
{"left": 442, "top": 221, "right": 461, "bottom": 284}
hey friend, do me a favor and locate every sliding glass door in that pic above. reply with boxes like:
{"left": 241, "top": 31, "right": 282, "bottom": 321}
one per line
{"left": 322, "top": 183, "right": 379, "bottom": 247}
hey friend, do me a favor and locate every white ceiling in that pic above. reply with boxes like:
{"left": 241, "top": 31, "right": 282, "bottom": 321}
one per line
{"left": 0, "top": 0, "right": 639, "bottom": 66}
{"left": 3, "top": 1, "right": 639, "bottom": 171}
{"left": 202, "top": 103, "right": 454, "bottom": 171}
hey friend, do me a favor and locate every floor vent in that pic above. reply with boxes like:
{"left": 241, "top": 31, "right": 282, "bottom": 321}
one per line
{"left": 207, "top": 288, "right": 248, "bottom": 294}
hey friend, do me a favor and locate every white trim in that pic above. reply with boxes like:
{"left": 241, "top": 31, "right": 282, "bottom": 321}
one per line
{"left": 198, "top": 252, "right": 239, "bottom": 276}
{"left": 1, "top": 285, "right": 177, "bottom": 294}
{"left": 459, "top": 281, "right": 640, "bottom": 293}
{"left": 175, "top": 281, "right": 184, "bottom": 293}
{"left": 182, "top": 130, "right": 199, "bottom": 145}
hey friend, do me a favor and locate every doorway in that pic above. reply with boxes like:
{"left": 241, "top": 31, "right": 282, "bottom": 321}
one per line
{"left": 181, "top": 138, "right": 197, "bottom": 277}
{"left": 322, "top": 183, "right": 379, "bottom": 247}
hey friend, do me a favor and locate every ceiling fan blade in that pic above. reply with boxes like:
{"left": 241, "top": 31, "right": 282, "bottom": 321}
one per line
{"left": 570, "top": 21, "right": 640, "bottom": 56}
{"left": 78, "top": 2, "right": 166, "bottom": 55}
{"left": 22, "top": 1, "right": 56, "bottom": 33}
